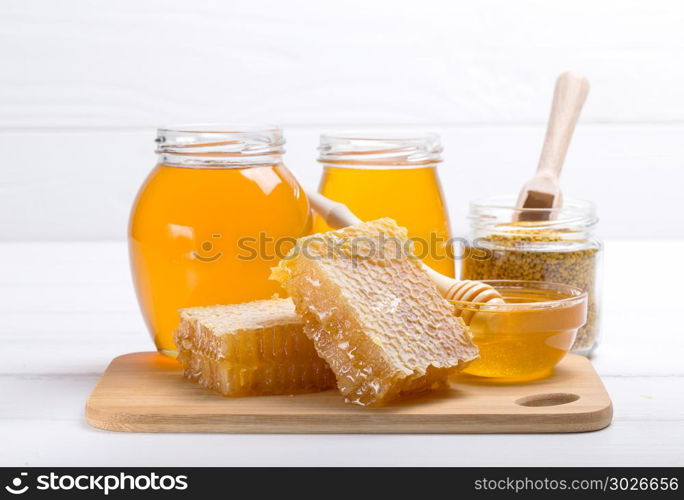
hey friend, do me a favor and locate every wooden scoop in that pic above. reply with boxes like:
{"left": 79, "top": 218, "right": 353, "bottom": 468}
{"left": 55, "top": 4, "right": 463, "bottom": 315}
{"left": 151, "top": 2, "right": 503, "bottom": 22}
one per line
{"left": 305, "top": 189, "right": 504, "bottom": 321}
{"left": 516, "top": 71, "right": 590, "bottom": 221}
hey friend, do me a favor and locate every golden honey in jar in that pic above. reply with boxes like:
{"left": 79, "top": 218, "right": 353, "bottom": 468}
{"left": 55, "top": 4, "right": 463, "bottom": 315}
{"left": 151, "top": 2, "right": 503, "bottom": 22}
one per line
{"left": 129, "top": 125, "right": 311, "bottom": 356}
{"left": 315, "top": 132, "right": 454, "bottom": 277}
{"left": 451, "top": 281, "right": 588, "bottom": 381}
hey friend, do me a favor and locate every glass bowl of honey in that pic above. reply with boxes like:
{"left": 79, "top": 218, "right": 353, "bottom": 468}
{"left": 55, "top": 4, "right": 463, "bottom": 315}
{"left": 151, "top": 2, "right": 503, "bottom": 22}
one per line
{"left": 451, "top": 280, "right": 588, "bottom": 382}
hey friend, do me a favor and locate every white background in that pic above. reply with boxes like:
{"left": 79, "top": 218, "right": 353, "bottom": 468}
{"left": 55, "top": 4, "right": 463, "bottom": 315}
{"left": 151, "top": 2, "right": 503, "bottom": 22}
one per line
{"left": 1, "top": 0, "right": 683, "bottom": 240}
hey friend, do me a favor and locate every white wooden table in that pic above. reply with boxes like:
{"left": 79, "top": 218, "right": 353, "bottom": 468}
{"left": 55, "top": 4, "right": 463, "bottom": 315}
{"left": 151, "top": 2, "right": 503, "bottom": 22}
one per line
{"left": 1, "top": 241, "right": 683, "bottom": 467}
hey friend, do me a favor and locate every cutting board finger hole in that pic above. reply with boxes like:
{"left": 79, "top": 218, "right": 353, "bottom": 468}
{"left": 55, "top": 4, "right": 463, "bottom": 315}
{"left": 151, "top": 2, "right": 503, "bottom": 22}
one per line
{"left": 515, "top": 392, "right": 580, "bottom": 407}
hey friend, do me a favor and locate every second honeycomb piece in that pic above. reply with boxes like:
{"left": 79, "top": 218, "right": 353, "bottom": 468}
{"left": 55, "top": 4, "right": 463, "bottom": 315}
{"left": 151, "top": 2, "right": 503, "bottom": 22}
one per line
{"left": 174, "top": 299, "right": 336, "bottom": 396}
{"left": 271, "top": 218, "right": 479, "bottom": 406}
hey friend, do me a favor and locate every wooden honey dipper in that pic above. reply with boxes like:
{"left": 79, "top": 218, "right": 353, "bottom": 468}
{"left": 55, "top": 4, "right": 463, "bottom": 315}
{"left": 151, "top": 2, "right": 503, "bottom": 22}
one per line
{"left": 515, "top": 71, "right": 590, "bottom": 221}
{"left": 305, "top": 189, "right": 504, "bottom": 322}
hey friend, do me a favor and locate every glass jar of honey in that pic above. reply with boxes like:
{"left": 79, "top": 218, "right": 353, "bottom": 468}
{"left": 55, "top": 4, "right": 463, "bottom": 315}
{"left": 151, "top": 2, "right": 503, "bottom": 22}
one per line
{"left": 315, "top": 132, "right": 454, "bottom": 277}
{"left": 129, "top": 124, "right": 311, "bottom": 356}
{"left": 461, "top": 196, "right": 602, "bottom": 355}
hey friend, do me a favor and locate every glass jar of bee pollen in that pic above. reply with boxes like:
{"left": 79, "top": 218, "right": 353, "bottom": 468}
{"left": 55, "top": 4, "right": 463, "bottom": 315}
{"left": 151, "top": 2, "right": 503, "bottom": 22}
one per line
{"left": 460, "top": 196, "right": 602, "bottom": 355}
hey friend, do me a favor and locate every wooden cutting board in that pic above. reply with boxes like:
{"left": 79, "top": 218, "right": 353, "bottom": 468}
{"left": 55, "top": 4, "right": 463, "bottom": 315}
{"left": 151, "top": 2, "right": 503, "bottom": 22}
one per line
{"left": 85, "top": 352, "right": 612, "bottom": 434}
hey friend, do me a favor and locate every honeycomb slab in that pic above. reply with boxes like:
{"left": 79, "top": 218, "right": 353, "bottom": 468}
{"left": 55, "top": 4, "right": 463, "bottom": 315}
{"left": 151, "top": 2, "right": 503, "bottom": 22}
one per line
{"left": 174, "top": 299, "right": 335, "bottom": 396}
{"left": 272, "top": 218, "right": 479, "bottom": 406}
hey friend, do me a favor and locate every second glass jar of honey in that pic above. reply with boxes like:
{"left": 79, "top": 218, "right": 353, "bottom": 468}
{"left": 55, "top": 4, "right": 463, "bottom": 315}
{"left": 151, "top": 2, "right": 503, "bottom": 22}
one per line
{"left": 315, "top": 132, "right": 454, "bottom": 277}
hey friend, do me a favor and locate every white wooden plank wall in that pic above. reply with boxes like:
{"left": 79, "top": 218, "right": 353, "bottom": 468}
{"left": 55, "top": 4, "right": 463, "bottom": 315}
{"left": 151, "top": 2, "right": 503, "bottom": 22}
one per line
{"left": 1, "top": 0, "right": 683, "bottom": 240}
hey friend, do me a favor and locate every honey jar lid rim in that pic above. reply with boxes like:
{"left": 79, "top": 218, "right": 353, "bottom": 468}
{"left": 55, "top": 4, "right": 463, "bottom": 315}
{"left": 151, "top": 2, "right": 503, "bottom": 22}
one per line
{"left": 318, "top": 131, "right": 443, "bottom": 166}
{"left": 157, "top": 123, "right": 282, "bottom": 135}
{"left": 155, "top": 124, "right": 285, "bottom": 165}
